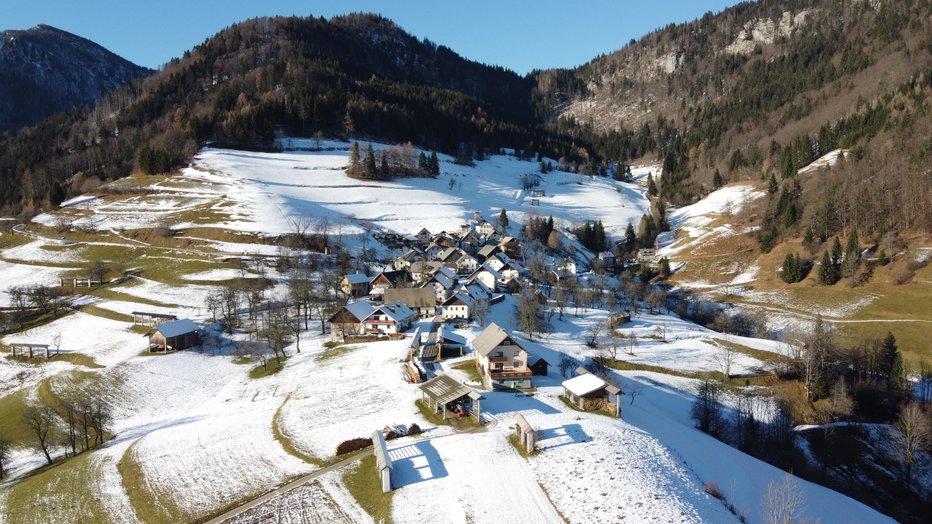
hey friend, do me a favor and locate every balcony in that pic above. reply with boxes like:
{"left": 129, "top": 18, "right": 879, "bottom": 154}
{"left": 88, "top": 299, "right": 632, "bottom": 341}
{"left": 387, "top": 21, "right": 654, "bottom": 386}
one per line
{"left": 490, "top": 369, "right": 532, "bottom": 379}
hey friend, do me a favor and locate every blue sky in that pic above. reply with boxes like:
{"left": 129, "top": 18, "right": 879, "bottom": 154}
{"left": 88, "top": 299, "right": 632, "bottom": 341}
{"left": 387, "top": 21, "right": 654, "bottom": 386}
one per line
{"left": 5, "top": 1, "right": 746, "bottom": 73}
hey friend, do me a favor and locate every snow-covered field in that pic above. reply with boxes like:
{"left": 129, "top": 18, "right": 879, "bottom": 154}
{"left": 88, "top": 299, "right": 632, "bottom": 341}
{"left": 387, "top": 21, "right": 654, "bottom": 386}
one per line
{"left": 0, "top": 141, "right": 897, "bottom": 524}
{"left": 43, "top": 142, "right": 651, "bottom": 241}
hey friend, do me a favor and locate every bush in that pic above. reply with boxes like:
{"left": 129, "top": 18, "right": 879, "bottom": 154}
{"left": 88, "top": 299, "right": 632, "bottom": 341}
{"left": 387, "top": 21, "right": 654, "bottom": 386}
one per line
{"left": 704, "top": 481, "right": 724, "bottom": 500}
{"left": 408, "top": 423, "right": 422, "bottom": 435}
{"left": 335, "top": 437, "right": 372, "bottom": 455}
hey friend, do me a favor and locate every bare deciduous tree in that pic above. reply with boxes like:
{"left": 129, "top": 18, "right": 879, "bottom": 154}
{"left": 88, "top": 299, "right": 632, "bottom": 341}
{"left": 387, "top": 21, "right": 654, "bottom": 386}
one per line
{"left": 23, "top": 404, "right": 58, "bottom": 465}
{"left": 0, "top": 437, "right": 10, "bottom": 479}
{"left": 892, "top": 402, "right": 931, "bottom": 489}
{"left": 585, "top": 321, "right": 604, "bottom": 348}
{"left": 515, "top": 288, "right": 543, "bottom": 340}
{"left": 559, "top": 355, "right": 576, "bottom": 378}
{"left": 472, "top": 298, "right": 490, "bottom": 326}
{"left": 715, "top": 340, "right": 736, "bottom": 383}
{"left": 762, "top": 474, "right": 805, "bottom": 524}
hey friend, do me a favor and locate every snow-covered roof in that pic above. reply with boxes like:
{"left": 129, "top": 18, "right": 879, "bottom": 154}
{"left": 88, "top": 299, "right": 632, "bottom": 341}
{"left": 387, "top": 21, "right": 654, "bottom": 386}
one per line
{"left": 344, "top": 273, "right": 370, "bottom": 285}
{"left": 437, "top": 266, "right": 457, "bottom": 280}
{"left": 154, "top": 319, "right": 199, "bottom": 338}
{"left": 443, "top": 293, "right": 473, "bottom": 307}
{"left": 344, "top": 301, "right": 377, "bottom": 321}
{"left": 562, "top": 373, "right": 609, "bottom": 397}
{"left": 375, "top": 302, "right": 415, "bottom": 323}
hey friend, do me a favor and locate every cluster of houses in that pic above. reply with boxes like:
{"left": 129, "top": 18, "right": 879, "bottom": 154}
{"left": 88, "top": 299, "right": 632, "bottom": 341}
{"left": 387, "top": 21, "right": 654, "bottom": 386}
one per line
{"left": 330, "top": 220, "right": 530, "bottom": 340}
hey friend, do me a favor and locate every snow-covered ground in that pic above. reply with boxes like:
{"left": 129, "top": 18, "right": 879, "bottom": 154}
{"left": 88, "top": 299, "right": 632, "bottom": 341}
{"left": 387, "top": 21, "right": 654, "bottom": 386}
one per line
{"left": 0, "top": 141, "right": 899, "bottom": 524}
{"left": 797, "top": 149, "right": 848, "bottom": 176}
{"left": 42, "top": 142, "right": 651, "bottom": 241}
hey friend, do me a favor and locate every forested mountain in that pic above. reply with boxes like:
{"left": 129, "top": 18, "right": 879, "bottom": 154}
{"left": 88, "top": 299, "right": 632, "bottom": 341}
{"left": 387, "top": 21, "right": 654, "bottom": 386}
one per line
{"left": 533, "top": 0, "right": 932, "bottom": 246}
{"left": 0, "top": 25, "right": 150, "bottom": 133}
{"left": 0, "top": 14, "right": 576, "bottom": 215}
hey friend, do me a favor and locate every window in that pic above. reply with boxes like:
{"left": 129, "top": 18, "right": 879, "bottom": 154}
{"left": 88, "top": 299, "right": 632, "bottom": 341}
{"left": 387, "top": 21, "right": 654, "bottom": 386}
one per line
{"left": 494, "top": 351, "right": 503, "bottom": 357}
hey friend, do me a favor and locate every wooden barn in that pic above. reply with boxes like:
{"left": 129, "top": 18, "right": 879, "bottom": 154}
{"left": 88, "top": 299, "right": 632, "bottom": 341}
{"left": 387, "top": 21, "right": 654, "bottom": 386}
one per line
{"left": 147, "top": 319, "right": 199, "bottom": 352}
{"left": 561, "top": 368, "right": 621, "bottom": 417}
{"left": 529, "top": 357, "right": 550, "bottom": 376}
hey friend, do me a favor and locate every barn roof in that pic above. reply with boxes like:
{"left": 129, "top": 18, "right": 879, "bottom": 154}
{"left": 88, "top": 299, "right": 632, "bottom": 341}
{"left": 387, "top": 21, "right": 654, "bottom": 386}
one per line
{"left": 419, "top": 373, "right": 482, "bottom": 405}
{"left": 384, "top": 288, "right": 436, "bottom": 309}
{"left": 343, "top": 301, "right": 377, "bottom": 321}
{"left": 562, "top": 371, "right": 620, "bottom": 396}
{"left": 344, "top": 273, "right": 370, "bottom": 285}
{"left": 154, "top": 319, "right": 199, "bottom": 338}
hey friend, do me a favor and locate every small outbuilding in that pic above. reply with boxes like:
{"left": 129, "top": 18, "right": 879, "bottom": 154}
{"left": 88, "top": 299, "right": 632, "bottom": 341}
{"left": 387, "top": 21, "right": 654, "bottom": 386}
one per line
{"left": 147, "top": 319, "right": 199, "bottom": 352}
{"left": 529, "top": 357, "right": 550, "bottom": 376}
{"left": 132, "top": 311, "right": 178, "bottom": 327}
{"left": 10, "top": 342, "right": 52, "bottom": 358}
{"left": 418, "top": 373, "right": 483, "bottom": 421}
{"left": 561, "top": 368, "right": 621, "bottom": 417}
{"left": 372, "top": 430, "right": 393, "bottom": 493}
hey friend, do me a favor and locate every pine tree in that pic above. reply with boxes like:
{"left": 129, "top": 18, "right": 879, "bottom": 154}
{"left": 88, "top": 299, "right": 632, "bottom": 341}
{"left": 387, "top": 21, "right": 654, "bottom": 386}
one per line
{"left": 498, "top": 209, "right": 509, "bottom": 229}
{"left": 768, "top": 173, "right": 778, "bottom": 194}
{"left": 713, "top": 169, "right": 724, "bottom": 188}
{"left": 624, "top": 223, "right": 637, "bottom": 252}
{"left": 831, "top": 237, "right": 843, "bottom": 266}
{"left": 842, "top": 230, "right": 861, "bottom": 277}
{"left": 818, "top": 250, "right": 839, "bottom": 285}
{"left": 659, "top": 257, "right": 672, "bottom": 279}
{"left": 546, "top": 216, "right": 555, "bottom": 236}
{"left": 365, "top": 144, "right": 377, "bottom": 179}
{"left": 593, "top": 220, "right": 606, "bottom": 251}
{"left": 379, "top": 151, "right": 389, "bottom": 179}
{"left": 803, "top": 225, "right": 814, "bottom": 248}
{"left": 881, "top": 332, "right": 907, "bottom": 394}
{"left": 348, "top": 142, "right": 361, "bottom": 176}
{"left": 428, "top": 151, "right": 440, "bottom": 176}
{"left": 781, "top": 253, "right": 801, "bottom": 283}
{"left": 647, "top": 174, "right": 658, "bottom": 197}
{"left": 417, "top": 152, "right": 428, "bottom": 174}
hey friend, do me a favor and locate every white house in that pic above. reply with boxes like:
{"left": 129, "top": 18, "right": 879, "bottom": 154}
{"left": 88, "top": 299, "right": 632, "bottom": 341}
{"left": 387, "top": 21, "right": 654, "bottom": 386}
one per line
{"left": 441, "top": 293, "right": 473, "bottom": 320}
{"left": 472, "top": 323, "right": 533, "bottom": 389}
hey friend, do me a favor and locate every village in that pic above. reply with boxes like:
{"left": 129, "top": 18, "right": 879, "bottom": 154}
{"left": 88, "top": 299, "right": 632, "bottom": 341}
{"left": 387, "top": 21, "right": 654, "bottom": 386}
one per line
{"left": 0, "top": 142, "right": 897, "bottom": 524}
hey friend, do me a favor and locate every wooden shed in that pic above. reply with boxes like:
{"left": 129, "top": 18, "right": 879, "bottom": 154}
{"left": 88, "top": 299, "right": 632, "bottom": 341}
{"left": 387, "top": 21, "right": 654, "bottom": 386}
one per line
{"left": 529, "top": 357, "right": 550, "bottom": 376}
{"left": 147, "top": 319, "right": 199, "bottom": 352}
{"left": 10, "top": 343, "right": 51, "bottom": 358}
{"left": 132, "top": 311, "right": 178, "bottom": 327}
{"left": 561, "top": 368, "right": 621, "bottom": 417}
{"left": 418, "top": 373, "right": 483, "bottom": 421}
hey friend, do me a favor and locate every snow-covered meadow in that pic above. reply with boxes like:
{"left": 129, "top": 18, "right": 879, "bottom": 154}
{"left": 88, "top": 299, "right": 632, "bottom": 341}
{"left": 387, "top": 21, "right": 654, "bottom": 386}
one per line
{"left": 0, "top": 140, "right": 896, "bottom": 524}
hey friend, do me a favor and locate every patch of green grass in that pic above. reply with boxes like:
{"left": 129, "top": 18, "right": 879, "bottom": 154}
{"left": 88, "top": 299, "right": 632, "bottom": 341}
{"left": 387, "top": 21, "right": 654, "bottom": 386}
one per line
{"left": 231, "top": 356, "right": 251, "bottom": 365}
{"left": 0, "top": 389, "right": 31, "bottom": 444}
{"left": 3, "top": 450, "right": 108, "bottom": 524}
{"left": 90, "top": 287, "right": 180, "bottom": 308}
{"left": 452, "top": 360, "right": 483, "bottom": 383}
{"left": 0, "top": 232, "right": 32, "bottom": 250}
{"left": 79, "top": 304, "right": 134, "bottom": 322}
{"left": 705, "top": 338, "right": 786, "bottom": 364}
{"left": 342, "top": 454, "right": 394, "bottom": 524}
{"left": 316, "top": 344, "right": 357, "bottom": 362}
{"left": 272, "top": 398, "right": 325, "bottom": 466}
{"left": 51, "top": 353, "right": 105, "bottom": 369}
{"left": 604, "top": 358, "right": 696, "bottom": 378}
{"left": 249, "top": 358, "right": 284, "bottom": 379}
{"left": 508, "top": 434, "right": 539, "bottom": 458}
{"left": 118, "top": 441, "right": 187, "bottom": 524}
{"left": 415, "top": 399, "right": 449, "bottom": 426}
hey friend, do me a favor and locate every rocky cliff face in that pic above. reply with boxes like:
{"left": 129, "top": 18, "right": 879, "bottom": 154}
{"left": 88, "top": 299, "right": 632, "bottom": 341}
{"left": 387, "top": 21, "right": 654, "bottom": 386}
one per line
{"left": 0, "top": 24, "right": 151, "bottom": 132}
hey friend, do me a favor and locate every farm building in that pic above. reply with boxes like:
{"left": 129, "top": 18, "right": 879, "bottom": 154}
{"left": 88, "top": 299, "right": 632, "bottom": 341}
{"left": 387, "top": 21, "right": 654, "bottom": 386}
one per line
{"left": 327, "top": 301, "right": 415, "bottom": 341}
{"left": 561, "top": 368, "right": 621, "bottom": 417}
{"left": 369, "top": 270, "right": 410, "bottom": 294}
{"left": 147, "top": 319, "right": 200, "bottom": 352}
{"left": 383, "top": 287, "right": 437, "bottom": 318}
{"left": 472, "top": 323, "right": 533, "bottom": 390}
{"left": 418, "top": 373, "right": 483, "bottom": 421}
{"left": 132, "top": 311, "right": 178, "bottom": 327}
{"left": 340, "top": 273, "right": 371, "bottom": 297}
